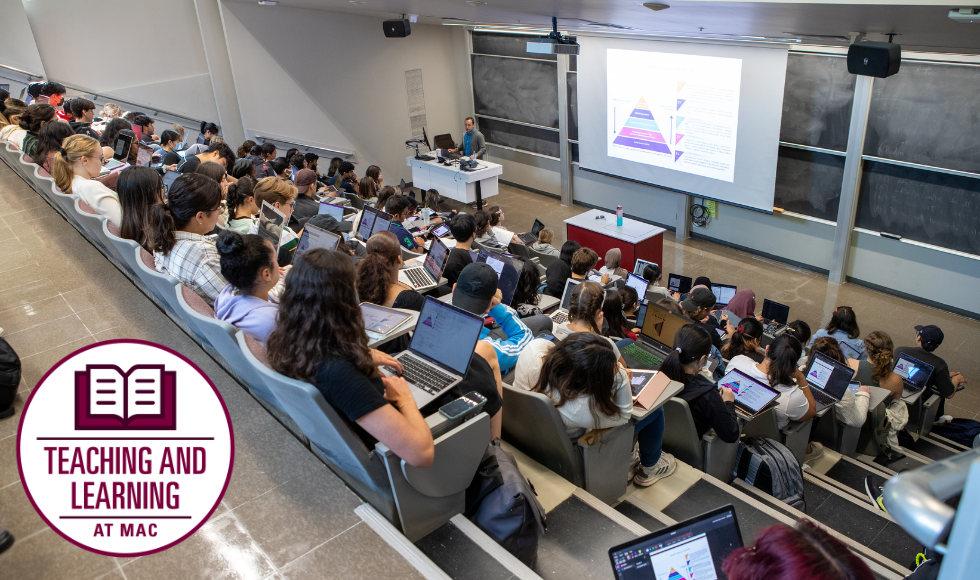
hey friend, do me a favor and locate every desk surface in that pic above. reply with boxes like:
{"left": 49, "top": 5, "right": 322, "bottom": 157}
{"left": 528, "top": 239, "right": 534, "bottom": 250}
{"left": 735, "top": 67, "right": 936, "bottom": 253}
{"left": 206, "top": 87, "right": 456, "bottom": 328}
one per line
{"left": 565, "top": 209, "right": 666, "bottom": 244}
{"left": 631, "top": 380, "right": 684, "bottom": 421}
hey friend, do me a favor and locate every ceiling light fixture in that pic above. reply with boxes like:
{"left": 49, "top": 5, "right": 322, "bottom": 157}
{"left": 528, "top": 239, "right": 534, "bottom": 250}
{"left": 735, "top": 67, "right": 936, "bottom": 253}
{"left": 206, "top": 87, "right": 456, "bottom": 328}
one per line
{"left": 349, "top": 0, "right": 366, "bottom": 4}
{"left": 643, "top": 3, "right": 670, "bottom": 11}
{"left": 257, "top": 1, "right": 277, "bottom": 5}
{"left": 466, "top": 1, "right": 487, "bottom": 5}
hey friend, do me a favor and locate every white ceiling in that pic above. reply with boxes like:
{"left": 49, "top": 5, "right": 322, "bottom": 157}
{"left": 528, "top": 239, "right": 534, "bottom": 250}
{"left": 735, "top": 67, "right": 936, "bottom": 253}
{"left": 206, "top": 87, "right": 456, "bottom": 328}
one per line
{"left": 224, "top": 0, "right": 980, "bottom": 53}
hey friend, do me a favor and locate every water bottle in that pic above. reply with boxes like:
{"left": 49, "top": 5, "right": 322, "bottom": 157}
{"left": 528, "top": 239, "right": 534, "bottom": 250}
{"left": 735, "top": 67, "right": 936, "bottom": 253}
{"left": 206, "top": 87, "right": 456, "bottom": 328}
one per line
{"left": 616, "top": 205, "right": 623, "bottom": 227}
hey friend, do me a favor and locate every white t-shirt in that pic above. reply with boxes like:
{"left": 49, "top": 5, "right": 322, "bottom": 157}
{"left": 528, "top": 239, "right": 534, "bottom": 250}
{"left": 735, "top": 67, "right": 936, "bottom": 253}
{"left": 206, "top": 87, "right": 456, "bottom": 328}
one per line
{"left": 727, "top": 355, "right": 810, "bottom": 430}
{"left": 491, "top": 225, "right": 515, "bottom": 247}
{"left": 72, "top": 175, "right": 122, "bottom": 227}
{"left": 552, "top": 322, "right": 622, "bottom": 360}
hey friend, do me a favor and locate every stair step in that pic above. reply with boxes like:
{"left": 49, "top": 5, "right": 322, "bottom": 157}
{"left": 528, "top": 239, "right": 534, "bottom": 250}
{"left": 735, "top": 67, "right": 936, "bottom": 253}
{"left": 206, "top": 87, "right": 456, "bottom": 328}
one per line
{"left": 659, "top": 478, "right": 785, "bottom": 546}
{"left": 415, "top": 520, "right": 527, "bottom": 580}
{"left": 822, "top": 456, "right": 896, "bottom": 498}
{"left": 905, "top": 435, "right": 963, "bottom": 461}
{"left": 923, "top": 432, "right": 971, "bottom": 452}
{"left": 613, "top": 496, "right": 675, "bottom": 532}
{"left": 867, "top": 449, "right": 928, "bottom": 472}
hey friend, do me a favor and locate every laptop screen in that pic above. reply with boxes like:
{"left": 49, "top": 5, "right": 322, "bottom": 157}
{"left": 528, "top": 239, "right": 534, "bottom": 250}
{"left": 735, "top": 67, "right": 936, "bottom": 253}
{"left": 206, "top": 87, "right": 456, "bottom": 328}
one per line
{"left": 410, "top": 298, "right": 484, "bottom": 375}
{"left": 531, "top": 219, "right": 544, "bottom": 236}
{"left": 370, "top": 207, "right": 393, "bottom": 238}
{"left": 633, "top": 259, "right": 658, "bottom": 277}
{"left": 476, "top": 250, "right": 521, "bottom": 306}
{"left": 625, "top": 273, "right": 649, "bottom": 297}
{"left": 257, "top": 201, "right": 286, "bottom": 248}
{"left": 894, "top": 354, "right": 934, "bottom": 388}
{"left": 640, "top": 302, "right": 691, "bottom": 348}
{"left": 424, "top": 238, "right": 450, "bottom": 281}
{"left": 711, "top": 284, "right": 738, "bottom": 306}
{"left": 761, "top": 299, "right": 790, "bottom": 325}
{"left": 609, "top": 505, "right": 743, "bottom": 580}
{"left": 295, "top": 224, "right": 340, "bottom": 260}
{"left": 667, "top": 273, "right": 692, "bottom": 294}
{"left": 560, "top": 278, "right": 583, "bottom": 310}
{"left": 805, "top": 351, "right": 853, "bottom": 401}
{"left": 635, "top": 303, "right": 648, "bottom": 329}
{"left": 356, "top": 208, "right": 376, "bottom": 241}
{"left": 718, "top": 369, "right": 779, "bottom": 413}
{"left": 318, "top": 201, "right": 344, "bottom": 221}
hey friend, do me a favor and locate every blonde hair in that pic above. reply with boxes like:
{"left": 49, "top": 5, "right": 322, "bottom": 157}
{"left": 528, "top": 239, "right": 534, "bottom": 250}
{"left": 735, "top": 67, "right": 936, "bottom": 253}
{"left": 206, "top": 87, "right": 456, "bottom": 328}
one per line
{"left": 102, "top": 103, "right": 121, "bottom": 118}
{"left": 208, "top": 136, "right": 225, "bottom": 146}
{"left": 538, "top": 227, "right": 554, "bottom": 244}
{"left": 253, "top": 176, "right": 297, "bottom": 208}
{"left": 171, "top": 124, "right": 186, "bottom": 142}
{"left": 52, "top": 134, "right": 101, "bottom": 195}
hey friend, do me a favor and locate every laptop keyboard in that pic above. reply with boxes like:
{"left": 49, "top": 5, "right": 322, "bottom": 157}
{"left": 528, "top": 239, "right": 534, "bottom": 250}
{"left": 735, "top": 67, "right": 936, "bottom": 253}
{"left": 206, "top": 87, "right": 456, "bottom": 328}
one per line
{"left": 385, "top": 355, "right": 455, "bottom": 395}
{"left": 551, "top": 311, "right": 568, "bottom": 324}
{"left": 812, "top": 388, "right": 836, "bottom": 407}
{"left": 404, "top": 267, "right": 431, "bottom": 289}
{"left": 763, "top": 322, "right": 782, "bottom": 336}
{"left": 517, "top": 232, "right": 536, "bottom": 244}
{"left": 621, "top": 343, "right": 664, "bottom": 370}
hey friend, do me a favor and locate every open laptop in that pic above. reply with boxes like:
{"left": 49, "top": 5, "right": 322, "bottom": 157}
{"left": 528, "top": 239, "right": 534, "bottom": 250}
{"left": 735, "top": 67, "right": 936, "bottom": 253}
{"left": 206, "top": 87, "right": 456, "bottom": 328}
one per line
{"left": 625, "top": 273, "right": 649, "bottom": 298}
{"left": 256, "top": 201, "right": 286, "bottom": 248}
{"left": 840, "top": 341, "right": 862, "bottom": 361}
{"left": 399, "top": 237, "right": 450, "bottom": 292}
{"left": 356, "top": 205, "right": 393, "bottom": 242}
{"left": 517, "top": 219, "right": 544, "bottom": 244}
{"left": 317, "top": 200, "right": 346, "bottom": 221}
{"left": 610, "top": 505, "right": 743, "bottom": 580}
{"left": 761, "top": 298, "right": 790, "bottom": 337}
{"left": 380, "top": 297, "right": 485, "bottom": 409}
{"left": 634, "top": 302, "right": 648, "bottom": 330}
{"left": 619, "top": 302, "right": 690, "bottom": 370}
{"left": 894, "top": 353, "right": 935, "bottom": 400}
{"left": 804, "top": 351, "right": 854, "bottom": 412}
{"left": 711, "top": 283, "right": 738, "bottom": 307}
{"left": 294, "top": 224, "right": 341, "bottom": 260}
{"left": 476, "top": 249, "right": 521, "bottom": 305}
{"left": 633, "top": 258, "right": 658, "bottom": 277}
{"left": 549, "top": 278, "right": 583, "bottom": 325}
{"left": 717, "top": 368, "right": 781, "bottom": 419}
{"left": 666, "top": 273, "right": 692, "bottom": 295}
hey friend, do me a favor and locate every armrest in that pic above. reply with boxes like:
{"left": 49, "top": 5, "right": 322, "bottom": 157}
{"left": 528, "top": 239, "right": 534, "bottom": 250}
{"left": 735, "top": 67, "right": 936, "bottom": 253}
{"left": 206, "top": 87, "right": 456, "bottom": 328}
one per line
{"left": 425, "top": 399, "right": 487, "bottom": 439}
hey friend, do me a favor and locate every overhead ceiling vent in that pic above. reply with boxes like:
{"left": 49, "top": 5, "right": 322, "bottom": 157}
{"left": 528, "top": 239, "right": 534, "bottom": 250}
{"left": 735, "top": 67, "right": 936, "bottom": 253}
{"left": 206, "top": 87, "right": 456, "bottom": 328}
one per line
{"left": 567, "top": 18, "right": 640, "bottom": 31}
{"left": 783, "top": 32, "right": 850, "bottom": 41}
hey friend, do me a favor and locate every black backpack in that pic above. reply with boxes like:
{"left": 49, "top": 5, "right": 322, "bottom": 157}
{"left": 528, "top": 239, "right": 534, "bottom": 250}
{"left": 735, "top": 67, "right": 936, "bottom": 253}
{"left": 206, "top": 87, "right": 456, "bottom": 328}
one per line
{"left": 465, "top": 439, "right": 546, "bottom": 567}
{"left": 0, "top": 338, "right": 22, "bottom": 414}
{"left": 734, "top": 437, "right": 805, "bottom": 511}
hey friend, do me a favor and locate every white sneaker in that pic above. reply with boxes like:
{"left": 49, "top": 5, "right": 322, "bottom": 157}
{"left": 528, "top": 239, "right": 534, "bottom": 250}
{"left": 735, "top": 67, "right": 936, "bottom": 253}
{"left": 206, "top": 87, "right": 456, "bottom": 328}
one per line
{"left": 805, "top": 442, "right": 824, "bottom": 464}
{"left": 633, "top": 453, "right": 676, "bottom": 487}
{"left": 935, "top": 415, "right": 953, "bottom": 425}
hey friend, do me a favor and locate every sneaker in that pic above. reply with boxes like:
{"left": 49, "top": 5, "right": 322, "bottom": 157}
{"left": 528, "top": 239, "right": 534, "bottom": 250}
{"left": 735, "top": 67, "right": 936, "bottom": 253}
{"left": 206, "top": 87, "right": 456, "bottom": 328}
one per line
{"left": 805, "top": 442, "right": 824, "bottom": 464}
{"left": 935, "top": 415, "right": 953, "bottom": 424}
{"left": 865, "top": 475, "right": 888, "bottom": 512}
{"left": 628, "top": 445, "right": 641, "bottom": 481}
{"left": 633, "top": 453, "right": 676, "bottom": 487}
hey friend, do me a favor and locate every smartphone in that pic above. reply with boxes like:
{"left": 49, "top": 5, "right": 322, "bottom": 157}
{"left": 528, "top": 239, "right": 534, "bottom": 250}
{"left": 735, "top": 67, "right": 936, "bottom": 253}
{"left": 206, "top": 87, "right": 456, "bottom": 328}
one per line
{"left": 438, "top": 391, "right": 487, "bottom": 420}
{"left": 847, "top": 381, "right": 861, "bottom": 394}
{"left": 536, "top": 333, "right": 556, "bottom": 342}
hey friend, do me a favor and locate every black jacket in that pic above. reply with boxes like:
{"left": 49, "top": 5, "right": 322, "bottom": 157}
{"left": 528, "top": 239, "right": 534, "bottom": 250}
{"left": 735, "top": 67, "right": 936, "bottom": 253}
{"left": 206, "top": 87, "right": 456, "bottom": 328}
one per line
{"left": 544, "top": 260, "right": 572, "bottom": 298}
{"left": 70, "top": 121, "right": 99, "bottom": 139}
{"left": 676, "top": 373, "right": 740, "bottom": 443}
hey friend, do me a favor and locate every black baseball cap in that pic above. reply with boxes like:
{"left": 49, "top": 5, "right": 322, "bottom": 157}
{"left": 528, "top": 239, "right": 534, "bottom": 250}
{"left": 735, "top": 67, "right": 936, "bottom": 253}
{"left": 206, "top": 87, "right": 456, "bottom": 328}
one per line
{"left": 452, "top": 262, "right": 498, "bottom": 315}
{"left": 681, "top": 287, "right": 716, "bottom": 311}
{"left": 915, "top": 325, "right": 944, "bottom": 348}
{"left": 306, "top": 213, "right": 352, "bottom": 233}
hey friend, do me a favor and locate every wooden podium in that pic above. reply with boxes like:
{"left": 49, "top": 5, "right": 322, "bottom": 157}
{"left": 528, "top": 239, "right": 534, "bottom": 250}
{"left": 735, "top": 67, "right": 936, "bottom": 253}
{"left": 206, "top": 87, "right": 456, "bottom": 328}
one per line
{"left": 564, "top": 209, "right": 665, "bottom": 274}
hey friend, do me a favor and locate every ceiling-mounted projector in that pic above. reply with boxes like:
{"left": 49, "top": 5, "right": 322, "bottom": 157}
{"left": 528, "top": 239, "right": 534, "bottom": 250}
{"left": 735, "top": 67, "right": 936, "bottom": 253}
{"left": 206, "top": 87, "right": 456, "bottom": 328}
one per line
{"left": 948, "top": 8, "right": 979, "bottom": 22}
{"left": 527, "top": 17, "right": 580, "bottom": 55}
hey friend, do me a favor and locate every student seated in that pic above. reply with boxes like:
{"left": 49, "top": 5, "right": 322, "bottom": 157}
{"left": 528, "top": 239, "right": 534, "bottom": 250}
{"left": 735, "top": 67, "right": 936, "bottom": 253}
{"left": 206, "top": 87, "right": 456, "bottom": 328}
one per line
{"left": 621, "top": 286, "right": 641, "bottom": 329}
{"left": 325, "top": 156, "right": 342, "bottom": 182}
{"left": 195, "top": 161, "right": 230, "bottom": 200}
{"left": 661, "top": 324, "right": 740, "bottom": 444}
{"left": 601, "top": 289, "right": 637, "bottom": 340}
{"left": 68, "top": 98, "right": 99, "bottom": 139}
{"left": 268, "top": 248, "right": 500, "bottom": 452}
{"left": 422, "top": 189, "right": 455, "bottom": 223}
{"left": 727, "top": 334, "right": 816, "bottom": 430}
{"left": 356, "top": 231, "right": 425, "bottom": 311}
{"left": 486, "top": 206, "right": 519, "bottom": 246}
{"left": 272, "top": 157, "right": 290, "bottom": 180}
{"left": 156, "top": 130, "right": 183, "bottom": 168}
{"left": 117, "top": 166, "right": 164, "bottom": 249}
{"left": 375, "top": 185, "right": 398, "bottom": 214}
{"left": 657, "top": 297, "right": 685, "bottom": 317}
{"left": 98, "top": 118, "right": 132, "bottom": 157}
{"left": 133, "top": 115, "right": 157, "bottom": 144}
{"left": 726, "top": 289, "right": 757, "bottom": 320}
{"left": 248, "top": 177, "right": 300, "bottom": 265}
{"left": 364, "top": 164, "right": 383, "bottom": 188}
{"left": 230, "top": 159, "right": 255, "bottom": 180}
{"left": 442, "top": 213, "right": 477, "bottom": 287}
{"left": 332, "top": 161, "right": 357, "bottom": 194}
{"left": 511, "top": 258, "right": 544, "bottom": 318}
{"left": 248, "top": 144, "right": 276, "bottom": 178}
{"left": 148, "top": 173, "right": 229, "bottom": 305}
{"left": 532, "top": 227, "right": 559, "bottom": 256}
{"left": 0, "top": 99, "right": 27, "bottom": 142}
{"left": 225, "top": 177, "right": 259, "bottom": 234}
{"left": 18, "top": 103, "right": 56, "bottom": 157}
{"left": 803, "top": 337, "right": 872, "bottom": 462}
{"left": 288, "top": 168, "right": 324, "bottom": 229}
{"left": 544, "top": 240, "right": 580, "bottom": 298}
{"left": 681, "top": 287, "right": 730, "bottom": 349}
{"left": 810, "top": 306, "right": 866, "bottom": 360}
{"left": 176, "top": 141, "right": 235, "bottom": 174}
{"left": 640, "top": 263, "right": 672, "bottom": 302}
{"left": 197, "top": 121, "right": 220, "bottom": 145}
{"left": 552, "top": 282, "right": 627, "bottom": 360}
{"left": 237, "top": 140, "right": 257, "bottom": 159}
{"left": 785, "top": 319, "right": 812, "bottom": 366}
{"left": 32, "top": 121, "right": 74, "bottom": 174}
{"left": 894, "top": 324, "right": 965, "bottom": 422}
{"left": 474, "top": 210, "right": 508, "bottom": 251}
{"left": 289, "top": 153, "right": 307, "bottom": 179}
{"left": 214, "top": 230, "right": 281, "bottom": 347}
{"left": 721, "top": 318, "right": 765, "bottom": 363}
{"left": 599, "top": 248, "right": 629, "bottom": 280}
{"left": 386, "top": 195, "right": 425, "bottom": 252}
{"left": 452, "top": 263, "right": 533, "bottom": 375}
{"left": 101, "top": 103, "right": 122, "bottom": 120}
{"left": 52, "top": 135, "right": 123, "bottom": 227}
{"left": 852, "top": 331, "right": 908, "bottom": 453}
{"left": 358, "top": 176, "right": 379, "bottom": 205}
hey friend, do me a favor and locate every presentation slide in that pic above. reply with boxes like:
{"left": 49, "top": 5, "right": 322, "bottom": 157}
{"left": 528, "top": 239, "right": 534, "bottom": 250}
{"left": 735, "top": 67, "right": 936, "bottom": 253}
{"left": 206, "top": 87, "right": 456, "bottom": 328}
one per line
{"left": 608, "top": 49, "right": 741, "bottom": 183}
{"left": 649, "top": 534, "right": 719, "bottom": 580}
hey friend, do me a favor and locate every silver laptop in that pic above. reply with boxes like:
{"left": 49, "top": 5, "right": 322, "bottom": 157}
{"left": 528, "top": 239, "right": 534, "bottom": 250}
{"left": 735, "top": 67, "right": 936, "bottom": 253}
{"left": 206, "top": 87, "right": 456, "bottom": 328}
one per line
{"left": 894, "top": 354, "right": 935, "bottom": 400}
{"left": 803, "top": 351, "right": 853, "bottom": 413}
{"left": 398, "top": 238, "right": 450, "bottom": 292}
{"left": 633, "top": 259, "right": 658, "bottom": 277}
{"left": 294, "top": 224, "right": 341, "bottom": 260}
{"left": 717, "top": 368, "right": 781, "bottom": 419}
{"left": 549, "top": 278, "right": 583, "bottom": 325}
{"left": 381, "top": 298, "right": 486, "bottom": 408}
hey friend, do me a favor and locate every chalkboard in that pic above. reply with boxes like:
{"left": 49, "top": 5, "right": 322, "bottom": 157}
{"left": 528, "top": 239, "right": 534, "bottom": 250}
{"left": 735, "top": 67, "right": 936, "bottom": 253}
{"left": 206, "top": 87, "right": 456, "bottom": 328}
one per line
{"left": 855, "top": 161, "right": 980, "bottom": 255}
{"left": 567, "top": 72, "right": 578, "bottom": 142}
{"left": 473, "top": 31, "right": 556, "bottom": 61}
{"left": 773, "top": 147, "right": 845, "bottom": 222}
{"left": 780, "top": 54, "right": 855, "bottom": 151}
{"left": 477, "top": 116, "right": 560, "bottom": 158}
{"left": 864, "top": 62, "right": 980, "bottom": 174}
{"left": 472, "top": 55, "right": 559, "bottom": 129}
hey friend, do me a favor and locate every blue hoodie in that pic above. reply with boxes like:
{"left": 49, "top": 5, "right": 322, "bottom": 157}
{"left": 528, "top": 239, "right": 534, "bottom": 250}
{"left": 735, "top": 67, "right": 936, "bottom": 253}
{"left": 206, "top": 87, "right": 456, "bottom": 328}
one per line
{"left": 480, "top": 303, "right": 532, "bottom": 373}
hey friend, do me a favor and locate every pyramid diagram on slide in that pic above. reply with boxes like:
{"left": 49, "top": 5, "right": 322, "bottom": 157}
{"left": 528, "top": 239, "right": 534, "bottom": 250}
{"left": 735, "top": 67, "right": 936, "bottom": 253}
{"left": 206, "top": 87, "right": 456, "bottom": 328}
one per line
{"left": 613, "top": 97, "right": 672, "bottom": 154}
{"left": 667, "top": 568, "right": 688, "bottom": 580}
{"left": 674, "top": 86, "right": 686, "bottom": 162}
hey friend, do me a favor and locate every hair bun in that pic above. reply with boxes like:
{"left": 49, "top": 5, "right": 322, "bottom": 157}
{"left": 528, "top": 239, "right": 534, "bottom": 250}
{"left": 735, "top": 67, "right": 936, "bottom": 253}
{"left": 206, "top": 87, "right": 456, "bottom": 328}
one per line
{"left": 215, "top": 229, "right": 243, "bottom": 256}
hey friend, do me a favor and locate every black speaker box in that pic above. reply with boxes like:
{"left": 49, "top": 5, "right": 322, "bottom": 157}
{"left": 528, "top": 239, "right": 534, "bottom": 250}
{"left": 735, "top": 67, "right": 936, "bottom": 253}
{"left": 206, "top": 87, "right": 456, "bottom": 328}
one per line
{"left": 383, "top": 19, "right": 411, "bottom": 38}
{"left": 847, "top": 42, "right": 901, "bottom": 78}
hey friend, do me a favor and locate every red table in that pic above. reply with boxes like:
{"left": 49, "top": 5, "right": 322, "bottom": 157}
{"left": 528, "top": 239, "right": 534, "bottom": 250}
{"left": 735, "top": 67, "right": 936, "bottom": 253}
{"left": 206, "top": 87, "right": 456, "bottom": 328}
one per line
{"left": 564, "top": 209, "right": 665, "bottom": 273}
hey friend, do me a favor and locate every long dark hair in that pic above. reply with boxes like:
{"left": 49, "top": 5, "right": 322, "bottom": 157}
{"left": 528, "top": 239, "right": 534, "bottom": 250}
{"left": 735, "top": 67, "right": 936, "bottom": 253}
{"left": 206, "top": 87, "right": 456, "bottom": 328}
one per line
{"left": 807, "top": 337, "right": 846, "bottom": 371}
{"left": 474, "top": 210, "right": 492, "bottom": 236}
{"left": 620, "top": 286, "right": 639, "bottom": 313}
{"left": 231, "top": 158, "right": 255, "bottom": 179}
{"left": 722, "top": 317, "right": 764, "bottom": 360}
{"left": 100, "top": 118, "right": 132, "bottom": 146}
{"left": 356, "top": 231, "right": 401, "bottom": 305}
{"left": 147, "top": 173, "right": 222, "bottom": 255}
{"left": 786, "top": 319, "right": 811, "bottom": 345}
{"left": 18, "top": 103, "right": 55, "bottom": 132}
{"left": 32, "top": 121, "right": 74, "bottom": 166}
{"left": 826, "top": 306, "right": 860, "bottom": 339}
{"left": 216, "top": 230, "right": 276, "bottom": 294}
{"left": 532, "top": 333, "right": 620, "bottom": 429}
{"left": 267, "top": 248, "right": 375, "bottom": 381}
{"left": 117, "top": 166, "right": 162, "bottom": 249}
{"left": 226, "top": 176, "right": 257, "bottom": 215}
{"left": 558, "top": 240, "right": 581, "bottom": 265}
{"left": 568, "top": 281, "right": 605, "bottom": 333}
{"left": 200, "top": 121, "right": 220, "bottom": 137}
{"left": 195, "top": 160, "right": 227, "bottom": 185}
{"left": 766, "top": 334, "right": 803, "bottom": 387}
{"left": 660, "top": 324, "right": 713, "bottom": 382}
{"left": 601, "top": 289, "right": 631, "bottom": 338}
{"left": 511, "top": 258, "right": 541, "bottom": 308}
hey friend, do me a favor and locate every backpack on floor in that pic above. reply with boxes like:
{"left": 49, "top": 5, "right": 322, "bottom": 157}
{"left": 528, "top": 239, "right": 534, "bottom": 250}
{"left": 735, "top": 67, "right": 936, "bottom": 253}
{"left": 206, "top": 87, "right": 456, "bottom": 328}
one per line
{"left": 465, "top": 439, "right": 546, "bottom": 567}
{"left": 930, "top": 419, "right": 980, "bottom": 448}
{"left": 734, "top": 437, "right": 805, "bottom": 511}
{"left": 0, "top": 337, "right": 22, "bottom": 413}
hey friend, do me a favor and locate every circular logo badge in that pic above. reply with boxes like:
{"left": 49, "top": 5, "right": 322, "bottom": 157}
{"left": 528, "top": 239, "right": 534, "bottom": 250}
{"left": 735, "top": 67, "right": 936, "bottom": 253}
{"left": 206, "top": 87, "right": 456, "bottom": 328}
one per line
{"left": 17, "top": 340, "right": 234, "bottom": 556}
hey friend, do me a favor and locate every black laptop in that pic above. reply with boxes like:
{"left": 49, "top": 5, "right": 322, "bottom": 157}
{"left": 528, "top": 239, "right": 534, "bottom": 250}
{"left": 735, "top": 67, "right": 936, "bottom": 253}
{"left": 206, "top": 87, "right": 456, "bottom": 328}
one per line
{"left": 761, "top": 298, "right": 790, "bottom": 337}
{"left": 517, "top": 219, "right": 544, "bottom": 244}
{"left": 804, "top": 351, "right": 854, "bottom": 412}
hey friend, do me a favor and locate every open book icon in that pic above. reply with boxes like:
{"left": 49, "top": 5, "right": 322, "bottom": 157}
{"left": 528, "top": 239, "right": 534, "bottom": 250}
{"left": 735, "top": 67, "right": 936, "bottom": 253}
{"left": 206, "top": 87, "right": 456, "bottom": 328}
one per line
{"left": 74, "top": 365, "right": 177, "bottom": 430}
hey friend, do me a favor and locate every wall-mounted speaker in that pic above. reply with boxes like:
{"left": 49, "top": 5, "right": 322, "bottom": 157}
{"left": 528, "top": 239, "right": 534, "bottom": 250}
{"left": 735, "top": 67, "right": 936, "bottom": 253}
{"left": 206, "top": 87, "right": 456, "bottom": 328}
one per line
{"left": 847, "top": 42, "right": 901, "bottom": 78}
{"left": 383, "top": 19, "right": 411, "bottom": 38}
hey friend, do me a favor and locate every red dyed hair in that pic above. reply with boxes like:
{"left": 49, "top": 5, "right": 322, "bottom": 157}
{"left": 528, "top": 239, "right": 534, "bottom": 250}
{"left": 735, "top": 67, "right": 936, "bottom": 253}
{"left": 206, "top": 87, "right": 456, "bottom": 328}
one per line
{"left": 722, "top": 519, "right": 874, "bottom": 580}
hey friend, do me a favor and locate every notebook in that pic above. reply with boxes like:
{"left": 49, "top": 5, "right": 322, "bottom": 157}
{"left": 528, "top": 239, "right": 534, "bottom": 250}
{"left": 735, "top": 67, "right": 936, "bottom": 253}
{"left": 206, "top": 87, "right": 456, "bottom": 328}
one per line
{"left": 839, "top": 341, "right": 862, "bottom": 361}
{"left": 317, "top": 200, "right": 345, "bottom": 221}
{"left": 294, "top": 224, "right": 341, "bottom": 260}
{"left": 717, "top": 368, "right": 781, "bottom": 418}
{"left": 549, "top": 278, "right": 583, "bottom": 325}
{"left": 640, "top": 301, "right": 690, "bottom": 349}
{"left": 804, "top": 351, "right": 854, "bottom": 412}
{"left": 356, "top": 205, "right": 393, "bottom": 242}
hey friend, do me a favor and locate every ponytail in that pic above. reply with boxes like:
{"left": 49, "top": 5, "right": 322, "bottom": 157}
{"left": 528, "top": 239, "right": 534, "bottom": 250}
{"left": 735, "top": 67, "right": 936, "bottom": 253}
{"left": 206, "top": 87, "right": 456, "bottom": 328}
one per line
{"left": 18, "top": 103, "right": 55, "bottom": 132}
{"left": 148, "top": 173, "right": 222, "bottom": 255}
{"left": 355, "top": 231, "right": 400, "bottom": 305}
{"left": 52, "top": 134, "right": 100, "bottom": 195}
{"left": 568, "top": 281, "right": 605, "bottom": 334}
{"left": 225, "top": 176, "right": 257, "bottom": 214}
{"left": 766, "top": 334, "right": 803, "bottom": 387}
{"left": 660, "top": 324, "right": 713, "bottom": 382}
{"left": 722, "top": 317, "right": 763, "bottom": 359}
